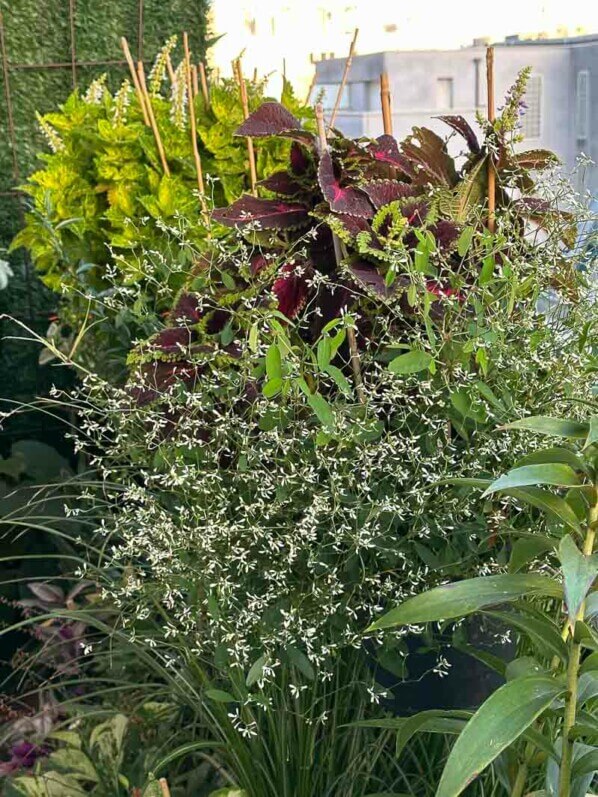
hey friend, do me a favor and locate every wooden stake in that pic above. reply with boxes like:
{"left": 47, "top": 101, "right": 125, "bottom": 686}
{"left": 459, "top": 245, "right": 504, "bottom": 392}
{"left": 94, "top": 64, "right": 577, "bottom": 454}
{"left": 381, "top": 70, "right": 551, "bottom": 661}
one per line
{"left": 486, "top": 45, "right": 496, "bottom": 234}
{"left": 191, "top": 63, "right": 199, "bottom": 97}
{"left": 165, "top": 52, "right": 175, "bottom": 84}
{"left": 120, "top": 37, "right": 150, "bottom": 125}
{"left": 328, "top": 28, "right": 358, "bottom": 131}
{"left": 305, "top": 70, "right": 317, "bottom": 105}
{"left": 183, "top": 32, "right": 208, "bottom": 221}
{"left": 198, "top": 61, "right": 210, "bottom": 107}
{"left": 316, "top": 103, "right": 365, "bottom": 404}
{"left": 235, "top": 58, "right": 257, "bottom": 196}
{"left": 380, "top": 72, "right": 392, "bottom": 136}
{"left": 137, "top": 61, "right": 170, "bottom": 175}
{"left": 158, "top": 779, "right": 171, "bottom": 797}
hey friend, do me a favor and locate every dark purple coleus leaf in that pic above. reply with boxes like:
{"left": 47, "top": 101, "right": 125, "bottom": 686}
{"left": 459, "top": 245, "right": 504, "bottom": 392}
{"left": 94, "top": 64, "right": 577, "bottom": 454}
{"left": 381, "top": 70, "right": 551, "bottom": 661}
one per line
{"left": 212, "top": 195, "right": 310, "bottom": 230}
{"left": 258, "top": 170, "right": 304, "bottom": 197}
{"left": 290, "top": 142, "right": 310, "bottom": 175}
{"left": 131, "top": 360, "right": 205, "bottom": 405}
{"left": 347, "top": 259, "right": 407, "bottom": 298}
{"left": 169, "top": 292, "right": 203, "bottom": 325}
{"left": 367, "top": 135, "right": 416, "bottom": 177}
{"left": 151, "top": 327, "right": 194, "bottom": 354}
{"left": 401, "top": 127, "right": 458, "bottom": 187}
{"left": 273, "top": 261, "right": 312, "bottom": 319}
{"left": 235, "top": 101, "right": 302, "bottom": 137}
{"left": 318, "top": 151, "right": 373, "bottom": 218}
{"left": 360, "top": 180, "right": 416, "bottom": 209}
{"left": 431, "top": 219, "right": 460, "bottom": 251}
{"left": 436, "top": 115, "right": 480, "bottom": 154}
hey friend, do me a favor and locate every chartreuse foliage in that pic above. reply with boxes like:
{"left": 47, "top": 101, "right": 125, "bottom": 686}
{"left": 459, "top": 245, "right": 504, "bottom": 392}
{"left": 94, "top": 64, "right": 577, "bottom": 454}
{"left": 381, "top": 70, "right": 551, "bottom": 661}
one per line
{"left": 366, "top": 411, "right": 598, "bottom": 797}
{"left": 10, "top": 41, "right": 310, "bottom": 379}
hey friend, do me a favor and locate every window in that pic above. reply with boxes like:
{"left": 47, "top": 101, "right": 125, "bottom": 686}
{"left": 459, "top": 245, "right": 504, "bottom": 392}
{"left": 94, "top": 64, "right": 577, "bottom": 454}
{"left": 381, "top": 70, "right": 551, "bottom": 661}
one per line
{"left": 437, "top": 78, "right": 454, "bottom": 109}
{"left": 316, "top": 83, "right": 351, "bottom": 110}
{"left": 576, "top": 70, "right": 590, "bottom": 140}
{"left": 521, "top": 75, "right": 542, "bottom": 139}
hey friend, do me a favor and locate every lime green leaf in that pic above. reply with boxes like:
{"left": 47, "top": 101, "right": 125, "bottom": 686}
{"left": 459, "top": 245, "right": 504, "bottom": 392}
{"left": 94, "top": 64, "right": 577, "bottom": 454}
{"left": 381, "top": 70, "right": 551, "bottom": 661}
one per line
{"left": 47, "top": 749, "right": 98, "bottom": 782}
{"left": 307, "top": 392, "right": 335, "bottom": 429}
{"left": 317, "top": 337, "right": 332, "bottom": 370}
{"left": 501, "top": 416, "right": 589, "bottom": 439}
{"left": 262, "top": 377, "right": 283, "bottom": 398}
{"left": 558, "top": 535, "right": 598, "bottom": 624}
{"left": 324, "top": 364, "right": 352, "bottom": 396}
{"left": 457, "top": 226, "right": 475, "bottom": 257}
{"left": 388, "top": 350, "right": 433, "bottom": 375}
{"left": 482, "top": 464, "right": 581, "bottom": 497}
{"left": 367, "top": 574, "right": 562, "bottom": 631}
{"left": 436, "top": 677, "right": 565, "bottom": 797}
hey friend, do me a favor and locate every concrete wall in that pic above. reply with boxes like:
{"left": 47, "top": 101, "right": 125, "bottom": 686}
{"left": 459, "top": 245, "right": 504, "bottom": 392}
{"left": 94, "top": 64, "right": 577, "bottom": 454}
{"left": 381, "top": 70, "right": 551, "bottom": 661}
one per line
{"left": 316, "top": 40, "right": 597, "bottom": 194}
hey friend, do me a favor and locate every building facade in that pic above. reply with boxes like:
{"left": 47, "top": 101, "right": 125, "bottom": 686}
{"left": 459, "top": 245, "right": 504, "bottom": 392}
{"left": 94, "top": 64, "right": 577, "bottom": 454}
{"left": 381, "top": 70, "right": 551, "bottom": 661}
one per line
{"left": 315, "top": 35, "right": 598, "bottom": 194}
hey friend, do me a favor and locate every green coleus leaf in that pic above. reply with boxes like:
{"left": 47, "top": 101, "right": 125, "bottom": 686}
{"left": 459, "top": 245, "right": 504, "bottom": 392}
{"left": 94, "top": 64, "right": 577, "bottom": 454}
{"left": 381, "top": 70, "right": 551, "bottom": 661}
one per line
{"left": 436, "top": 677, "right": 565, "bottom": 797}
{"left": 367, "top": 574, "right": 562, "bottom": 631}
{"left": 482, "top": 463, "right": 581, "bottom": 497}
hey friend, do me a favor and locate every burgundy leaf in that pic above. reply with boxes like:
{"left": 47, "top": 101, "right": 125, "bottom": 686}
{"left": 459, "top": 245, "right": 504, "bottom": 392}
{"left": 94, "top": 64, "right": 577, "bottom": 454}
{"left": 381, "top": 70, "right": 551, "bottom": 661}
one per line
{"left": 436, "top": 115, "right": 480, "bottom": 154}
{"left": 426, "top": 280, "right": 465, "bottom": 301}
{"left": 360, "top": 180, "right": 416, "bottom": 209}
{"left": 235, "top": 101, "right": 302, "bottom": 137}
{"left": 290, "top": 142, "right": 310, "bottom": 175}
{"left": 318, "top": 151, "right": 373, "bottom": 218}
{"left": 250, "top": 252, "right": 270, "bottom": 275}
{"left": 152, "top": 327, "right": 194, "bottom": 354}
{"left": 431, "top": 219, "right": 460, "bottom": 251}
{"left": 347, "top": 260, "right": 406, "bottom": 298}
{"left": 212, "top": 195, "right": 310, "bottom": 230}
{"left": 273, "top": 261, "right": 311, "bottom": 318}
{"left": 205, "top": 308, "right": 230, "bottom": 334}
{"left": 131, "top": 360, "right": 206, "bottom": 405}
{"left": 367, "top": 135, "right": 416, "bottom": 176}
{"left": 401, "top": 127, "right": 458, "bottom": 186}
{"left": 258, "top": 170, "right": 304, "bottom": 196}
{"left": 169, "top": 292, "right": 203, "bottom": 324}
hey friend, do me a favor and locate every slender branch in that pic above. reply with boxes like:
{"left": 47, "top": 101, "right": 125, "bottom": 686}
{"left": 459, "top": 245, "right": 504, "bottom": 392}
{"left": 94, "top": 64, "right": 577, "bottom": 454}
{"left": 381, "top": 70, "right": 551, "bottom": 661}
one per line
{"left": 316, "top": 103, "right": 365, "bottom": 404}
{"left": 235, "top": 58, "right": 257, "bottom": 196}
{"left": 165, "top": 52, "right": 175, "bottom": 84}
{"left": 328, "top": 28, "right": 358, "bottom": 131}
{"left": 305, "top": 70, "right": 317, "bottom": 105}
{"left": 191, "top": 63, "right": 199, "bottom": 97}
{"left": 136, "top": 61, "right": 170, "bottom": 175}
{"left": 182, "top": 32, "right": 208, "bottom": 222}
{"left": 486, "top": 46, "right": 496, "bottom": 233}
{"left": 120, "top": 37, "right": 150, "bottom": 126}
{"left": 379, "top": 72, "right": 392, "bottom": 136}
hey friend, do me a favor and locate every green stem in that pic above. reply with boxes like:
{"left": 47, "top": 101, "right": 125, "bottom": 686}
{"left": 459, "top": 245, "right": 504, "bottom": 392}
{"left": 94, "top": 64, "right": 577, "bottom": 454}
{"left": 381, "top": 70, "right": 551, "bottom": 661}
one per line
{"left": 557, "top": 497, "right": 598, "bottom": 797}
{"left": 510, "top": 749, "right": 530, "bottom": 797}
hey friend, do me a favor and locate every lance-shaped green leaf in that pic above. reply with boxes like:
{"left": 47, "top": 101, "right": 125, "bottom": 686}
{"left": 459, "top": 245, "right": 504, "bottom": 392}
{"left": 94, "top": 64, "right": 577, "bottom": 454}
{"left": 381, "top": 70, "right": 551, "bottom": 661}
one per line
{"left": 502, "top": 486, "right": 583, "bottom": 533}
{"left": 583, "top": 415, "right": 598, "bottom": 450}
{"left": 436, "top": 676, "right": 565, "bottom": 797}
{"left": 515, "top": 446, "right": 588, "bottom": 474}
{"left": 500, "top": 416, "right": 589, "bottom": 439}
{"left": 366, "top": 574, "right": 562, "bottom": 631}
{"left": 482, "top": 464, "right": 581, "bottom": 497}
{"left": 388, "top": 349, "right": 434, "bottom": 375}
{"left": 559, "top": 535, "right": 598, "bottom": 624}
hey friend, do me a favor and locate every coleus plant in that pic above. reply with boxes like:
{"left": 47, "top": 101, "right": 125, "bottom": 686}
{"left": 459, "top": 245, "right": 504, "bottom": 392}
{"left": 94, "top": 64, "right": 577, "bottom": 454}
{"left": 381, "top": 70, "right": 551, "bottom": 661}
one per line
{"left": 364, "top": 411, "right": 598, "bottom": 797}
{"left": 133, "top": 70, "right": 576, "bottom": 404}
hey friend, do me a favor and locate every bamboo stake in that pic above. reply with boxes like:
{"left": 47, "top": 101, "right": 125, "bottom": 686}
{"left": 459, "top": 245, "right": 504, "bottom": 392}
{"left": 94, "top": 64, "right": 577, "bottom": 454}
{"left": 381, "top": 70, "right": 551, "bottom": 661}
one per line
{"left": 380, "top": 72, "right": 392, "bottom": 136}
{"left": 235, "top": 58, "right": 257, "bottom": 196}
{"left": 191, "top": 63, "right": 199, "bottom": 97}
{"left": 305, "top": 70, "right": 317, "bottom": 105}
{"left": 486, "top": 46, "right": 496, "bottom": 234}
{"left": 137, "top": 61, "right": 170, "bottom": 175}
{"left": 328, "top": 28, "right": 358, "bottom": 131}
{"left": 182, "top": 32, "right": 208, "bottom": 222}
{"left": 68, "top": 0, "right": 77, "bottom": 89}
{"left": 165, "top": 52, "right": 175, "bottom": 84}
{"left": 316, "top": 103, "right": 365, "bottom": 404}
{"left": 198, "top": 61, "right": 210, "bottom": 107}
{"left": 120, "top": 37, "right": 150, "bottom": 125}
{"left": 158, "top": 779, "right": 171, "bottom": 797}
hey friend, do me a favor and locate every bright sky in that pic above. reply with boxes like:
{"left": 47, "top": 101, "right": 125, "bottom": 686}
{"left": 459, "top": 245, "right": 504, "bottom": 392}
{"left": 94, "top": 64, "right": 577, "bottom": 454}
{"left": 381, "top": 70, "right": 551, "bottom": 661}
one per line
{"left": 387, "top": 0, "right": 598, "bottom": 48}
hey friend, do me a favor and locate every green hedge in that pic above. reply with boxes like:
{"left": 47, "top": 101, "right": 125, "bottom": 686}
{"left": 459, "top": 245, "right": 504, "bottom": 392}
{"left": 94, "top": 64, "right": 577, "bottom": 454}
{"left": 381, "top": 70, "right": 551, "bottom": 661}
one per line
{"left": 0, "top": 0, "right": 210, "bottom": 446}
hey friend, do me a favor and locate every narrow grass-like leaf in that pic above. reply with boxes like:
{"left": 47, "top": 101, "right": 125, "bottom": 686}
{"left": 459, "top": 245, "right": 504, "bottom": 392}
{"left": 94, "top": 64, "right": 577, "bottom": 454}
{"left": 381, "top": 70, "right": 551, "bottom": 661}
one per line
{"left": 500, "top": 416, "right": 589, "bottom": 439}
{"left": 482, "top": 464, "right": 581, "bottom": 497}
{"left": 503, "top": 486, "right": 582, "bottom": 533}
